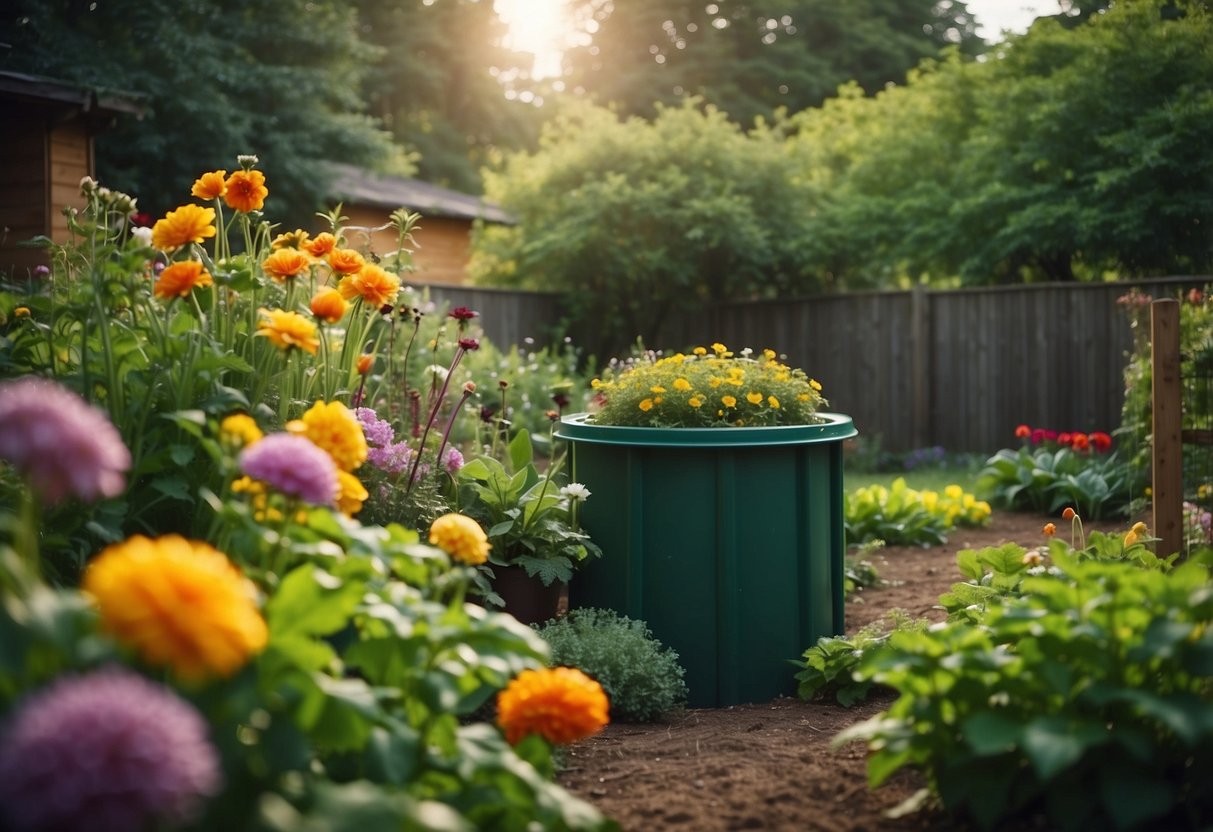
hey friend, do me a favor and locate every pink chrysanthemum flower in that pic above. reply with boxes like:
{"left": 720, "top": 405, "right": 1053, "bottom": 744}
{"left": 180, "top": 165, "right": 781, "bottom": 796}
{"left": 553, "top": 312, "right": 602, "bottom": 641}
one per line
{"left": 0, "top": 377, "right": 131, "bottom": 504}
{"left": 0, "top": 667, "right": 222, "bottom": 832}
{"left": 239, "top": 433, "right": 338, "bottom": 506}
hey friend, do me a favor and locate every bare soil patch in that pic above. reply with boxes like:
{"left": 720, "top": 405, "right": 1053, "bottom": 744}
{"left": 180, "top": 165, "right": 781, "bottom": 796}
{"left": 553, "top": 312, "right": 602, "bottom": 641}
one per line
{"left": 557, "top": 511, "right": 1125, "bottom": 831}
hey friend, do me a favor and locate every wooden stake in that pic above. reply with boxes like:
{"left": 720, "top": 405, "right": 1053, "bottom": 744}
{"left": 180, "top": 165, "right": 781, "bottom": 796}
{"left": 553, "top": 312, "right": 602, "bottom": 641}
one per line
{"left": 1150, "top": 299, "right": 1183, "bottom": 557}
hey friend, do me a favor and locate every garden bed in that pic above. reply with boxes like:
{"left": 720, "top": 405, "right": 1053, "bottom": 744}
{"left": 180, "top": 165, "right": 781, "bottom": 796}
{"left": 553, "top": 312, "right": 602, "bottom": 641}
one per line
{"left": 557, "top": 509, "right": 1127, "bottom": 831}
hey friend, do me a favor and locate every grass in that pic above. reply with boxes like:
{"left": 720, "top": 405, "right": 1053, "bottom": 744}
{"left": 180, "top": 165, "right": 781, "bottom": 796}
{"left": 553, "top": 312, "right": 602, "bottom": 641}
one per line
{"left": 844, "top": 464, "right": 984, "bottom": 496}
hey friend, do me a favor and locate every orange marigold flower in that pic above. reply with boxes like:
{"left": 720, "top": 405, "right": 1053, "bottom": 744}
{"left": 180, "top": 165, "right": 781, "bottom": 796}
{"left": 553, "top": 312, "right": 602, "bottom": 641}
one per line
{"left": 497, "top": 667, "right": 610, "bottom": 746}
{"left": 303, "top": 232, "right": 337, "bottom": 257}
{"left": 223, "top": 169, "right": 268, "bottom": 213}
{"left": 263, "top": 248, "right": 311, "bottom": 282}
{"left": 356, "top": 353, "right": 375, "bottom": 375}
{"left": 328, "top": 248, "right": 366, "bottom": 275}
{"left": 286, "top": 400, "right": 367, "bottom": 472}
{"left": 1062, "top": 507, "right": 1076, "bottom": 521}
{"left": 335, "top": 469, "right": 368, "bottom": 517}
{"left": 83, "top": 534, "right": 268, "bottom": 682}
{"left": 1043, "top": 523, "right": 1056, "bottom": 537}
{"left": 151, "top": 204, "right": 216, "bottom": 251}
{"left": 190, "top": 170, "right": 227, "bottom": 200}
{"left": 310, "top": 287, "right": 348, "bottom": 323}
{"left": 272, "top": 228, "right": 311, "bottom": 250}
{"left": 337, "top": 263, "right": 400, "bottom": 308}
{"left": 428, "top": 513, "right": 491, "bottom": 565}
{"left": 256, "top": 308, "right": 319, "bottom": 355}
{"left": 153, "top": 261, "right": 213, "bottom": 300}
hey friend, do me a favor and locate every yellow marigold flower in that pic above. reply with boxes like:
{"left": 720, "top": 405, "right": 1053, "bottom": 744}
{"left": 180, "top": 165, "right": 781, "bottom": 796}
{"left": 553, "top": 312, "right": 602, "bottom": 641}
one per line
{"left": 638, "top": 398, "right": 654, "bottom": 412}
{"left": 256, "top": 308, "right": 319, "bottom": 355}
{"left": 763, "top": 349, "right": 776, "bottom": 360}
{"left": 190, "top": 169, "right": 227, "bottom": 200}
{"left": 497, "top": 666, "right": 609, "bottom": 746}
{"left": 590, "top": 378, "right": 603, "bottom": 389}
{"left": 310, "top": 287, "right": 348, "bottom": 323}
{"left": 303, "top": 232, "right": 337, "bottom": 257}
{"left": 224, "top": 169, "right": 268, "bottom": 213}
{"left": 722, "top": 395, "right": 737, "bottom": 408}
{"left": 945, "top": 485, "right": 964, "bottom": 500}
{"left": 272, "top": 228, "right": 311, "bottom": 250}
{"left": 709, "top": 377, "right": 724, "bottom": 388}
{"left": 286, "top": 400, "right": 367, "bottom": 472}
{"left": 689, "top": 395, "right": 704, "bottom": 408}
{"left": 650, "top": 385, "right": 667, "bottom": 394}
{"left": 263, "top": 248, "right": 311, "bottom": 282}
{"left": 335, "top": 470, "right": 368, "bottom": 517}
{"left": 693, "top": 346, "right": 707, "bottom": 356}
{"left": 1124, "top": 521, "right": 1149, "bottom": 547}
{"left": 328, "top": 248, "right": 366, "bottom": 275}
{"left": 712, "top": 342, "right": 727, "bottom": 355}
{"left": 153, "top": 260, "right": 213, "bottom": 300}
{"left": 429, "top": 513, "right": 491, "bottom": 565}
{"left": 673, "top": 378, "right": 692, "bottom": 392}
{"left": 797, "top": 393, "right": 811, "bottom": 402}
{"left": 746, "top": 392, "right": 763, "bottom": 405}
{"left": 231, "top": 476, "right": 282, "bottom": 523}
{"left": 151, "top": 204, "right": 216, "bottom": 251}
{"left": 14, "top": 306, "right": 31, "bottom": 318}
{"left": 356, "top": 353, "right": 375, "bottom": 375}
{"left": 83, "top": 534, "right": 268, "bottom": 682}
{"left": 337, "top": 263, "right": 400, "bottom": 308}
{"left": 809, "top": 379, "right": 823, "bottom": 392}
{"left": 768, "top": 395, "right": 780, "bottom": 409}
{"left": 220, "top": 413, "right": 263, "bottom": 448}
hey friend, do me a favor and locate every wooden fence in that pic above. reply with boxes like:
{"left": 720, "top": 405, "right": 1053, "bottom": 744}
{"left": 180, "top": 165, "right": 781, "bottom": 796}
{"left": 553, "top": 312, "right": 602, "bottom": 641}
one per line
{"left": 418, "top": 276, "right": 1209, "bottom": 454}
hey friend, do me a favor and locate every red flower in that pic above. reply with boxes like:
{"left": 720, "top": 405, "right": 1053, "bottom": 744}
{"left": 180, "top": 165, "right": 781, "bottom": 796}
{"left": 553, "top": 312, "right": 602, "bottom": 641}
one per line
{"left": 1189, "top": 288, "right": 1205, "bottom": 305}
{"left": 1014, "top": 424, "right": 1031, "bottom": 439}
{"left": 1071, "top": 433, "right": 1089, "bottom": 451}
{"left": 1030, "top": 428, "right": 1047, "bottom": 445}
{"left": 1090, "top": 431, "right": 1113, "bottom": 453}
{"left": 449, "top": 306, "right": 478, "bottom": 322}
{"left": 1057, "top": 433, "right": 1073, "bottom": 446}
{"left": 458, "top": 338, "right": 480, "bottom": 351}
{"left": 1043, "top": 429, "right": 1058, "bottom": 442}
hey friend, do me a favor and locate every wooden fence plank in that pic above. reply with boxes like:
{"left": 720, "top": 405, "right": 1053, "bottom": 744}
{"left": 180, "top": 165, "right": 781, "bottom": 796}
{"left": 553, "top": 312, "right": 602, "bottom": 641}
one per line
{"left": 1150, "top": 300, "right": 1184, "bottom": 557}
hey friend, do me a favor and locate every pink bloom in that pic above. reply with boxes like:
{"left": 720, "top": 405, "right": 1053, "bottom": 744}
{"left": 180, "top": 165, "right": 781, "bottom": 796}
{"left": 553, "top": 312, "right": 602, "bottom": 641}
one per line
{"left": 0, "top": 377, "right": 131, "bottom": 504}
{"left": 239, "top": 433, "right": 337, "bottom": 506}
{"left": 443, "top": 447, "right": 464, "bottom": 475}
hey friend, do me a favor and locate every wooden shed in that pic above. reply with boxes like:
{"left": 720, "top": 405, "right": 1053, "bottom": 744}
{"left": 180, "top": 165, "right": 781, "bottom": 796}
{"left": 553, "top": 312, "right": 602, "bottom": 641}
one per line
{"left": 324, "top": 162, "right": 514, "bottom": 286}
{"left": 0, "top": 71, "right": 144, "bottom": 276}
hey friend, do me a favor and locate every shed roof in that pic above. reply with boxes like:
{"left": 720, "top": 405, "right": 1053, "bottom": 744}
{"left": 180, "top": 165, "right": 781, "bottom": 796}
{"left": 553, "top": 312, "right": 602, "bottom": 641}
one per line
{"left": 324, "top": 162, "right": 514, "bottom": 225}
{"left": 0, "top": 70, "right": 146, "bottom": 120}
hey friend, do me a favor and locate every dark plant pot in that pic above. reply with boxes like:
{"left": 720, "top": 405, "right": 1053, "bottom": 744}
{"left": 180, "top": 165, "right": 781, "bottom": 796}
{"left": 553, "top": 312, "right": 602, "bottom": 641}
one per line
{"left": 557, "top": 412, "right": 857, "bottom": 707}
{"left": 492, "top": 563, "right": 563, "bottom": 626}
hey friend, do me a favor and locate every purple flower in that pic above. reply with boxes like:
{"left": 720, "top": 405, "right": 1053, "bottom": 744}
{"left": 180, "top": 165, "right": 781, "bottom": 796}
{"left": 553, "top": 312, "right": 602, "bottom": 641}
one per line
{"left": 0, "top": 377, "right": 131, "bottom": 504}
{"left": 0, "top": 667, "right": 222, "bottom": 832}
{"left": 33, "top": 264, "right": 50, "bottom": 278}
{"left": 354, "top": 407, "right": 395, "bottom": 448}
{"left": 442, "top": 447, "right": 464, "bottom": 475}
{"left": 239, "top": 433, "right": 337, "bottom": 506}
{"left": 367, "top": 440, "right": 414, "bottom": 475}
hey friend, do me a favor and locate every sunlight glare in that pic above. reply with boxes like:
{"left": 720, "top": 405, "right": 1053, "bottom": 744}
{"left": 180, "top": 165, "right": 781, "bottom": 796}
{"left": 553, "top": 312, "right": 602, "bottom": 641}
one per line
{"left": 495, "top": 0, "right": 570, "bottom": 78}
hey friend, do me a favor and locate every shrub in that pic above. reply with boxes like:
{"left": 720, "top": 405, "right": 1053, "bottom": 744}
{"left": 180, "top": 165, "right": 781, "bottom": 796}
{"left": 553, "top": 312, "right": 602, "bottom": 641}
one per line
{"left": 537, "top": 608, "right": 687, "bottom": 722}
{"left": 793, "top": 611, "right": 925, "bottom": 707}
{"left": 845, "top": 477, "right": 990, "bottom": 547}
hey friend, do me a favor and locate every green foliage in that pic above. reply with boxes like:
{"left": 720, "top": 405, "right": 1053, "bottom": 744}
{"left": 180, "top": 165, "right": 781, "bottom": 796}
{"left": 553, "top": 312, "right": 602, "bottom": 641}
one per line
{"left": 456, "top": 430, "right": 601, "bottom": 586}
{"left": 838, "top": 537, "right": 1213, "bottom": 832}
{"left": 538, "top": 608, "right": 687, "bottom": 723}
{"left": 845, "top": 477, "right": 991, "bottom": 547}
{"left": 976, "top": 445, "right": 1138, "bottom": 519}
{"left": 793, "top": 611, "right": 925, "bottom": 707}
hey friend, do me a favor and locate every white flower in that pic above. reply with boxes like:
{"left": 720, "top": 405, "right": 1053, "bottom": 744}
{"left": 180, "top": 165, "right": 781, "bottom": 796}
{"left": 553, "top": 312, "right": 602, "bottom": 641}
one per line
{"left": 131, "top": 226, "right": 153, "bottom": 246}
{"left": 424, "top": 364, "right": 448, "bottom": 382}
{"left": 560, "top": 483, "right": 591, "bottom": 503}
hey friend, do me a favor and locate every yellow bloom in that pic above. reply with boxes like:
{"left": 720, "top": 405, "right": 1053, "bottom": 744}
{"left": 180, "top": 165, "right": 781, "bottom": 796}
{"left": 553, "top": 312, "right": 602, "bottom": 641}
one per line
{"left": 1124, "top": 521, "right": 1149, "bottom": 547}
{"left": 809, "top": 379, "right": 823, "bottom": 392}
{"left": 83, "top": 535, "right": 268, "bottom": 682}
{"left": 722, "top": 395, "right": 737, "bottom": 408}
{"left": 650, "top": 385, "right": 667, "bottom": 394}
{"left": 328, "top": 248, "right": 366, "bottom": 276}
{"left": 14, "top": 306, "right": 31, "bottom": 318}
{"left": 746, "top": 392, "right": 763, "bottom": 405}
{"left": 712, "top": 342, "right": 727, "bottom": 355}
{"left": 220, "top": 413, "right": 263, "bottom": 448}
{"left": 497, "top": 667, "right": 609, "bottom": 746}
{"left": 638, "top": 398, "right": 654, "bottom": 412}
{"left": 224, "top": 169, "right": 268, "bottom": 213}
{"left": 303, "top": 232, "right": 337, "bottom": 257}
{"left": 256, "top": 308, "right": 319, "bottom": 355}
{"left": 286, "top": 400, "right": 367, "bottom": 472}
{"left": 335, "top": 470, "right": 368, "bottom": 517}
{"left": 944, "top": 485, "right": 964, "bottom": 500}
{"left": 768, "top": 396, "right": 780, "bottom": 409}
{"left": 763, "top": 349, "right": 776, "bottom": 360}
{"left": 337, "top": 263, "right": 400, "bottom": 308}
{"left": 689, "top": 395, "right": 704, "bottom": 408}
{"left": 153, "top": 260, "right": 213, "bottom": 300}
{"left": 673, "top": 378, "right": 692, "bottom": 391}
{"left": 429, "top": 513, "right": 491, "bottom": 565}
{"left": 151, "top": 204, "right": 216, "bottom": 251}
{"left": 310, "top": 287, "right": 348, "bottom": 323}
{"left": 272, "top": 228, "right": 311, "bottom": 250}
{"left": 693, "top": 346, "right": 707, "bottom": 356}
{"left": 190, "top": 170, "right": 227, "bottom": 200}
{"left": 263, "top": 248, "right": 311, "bottom": 282}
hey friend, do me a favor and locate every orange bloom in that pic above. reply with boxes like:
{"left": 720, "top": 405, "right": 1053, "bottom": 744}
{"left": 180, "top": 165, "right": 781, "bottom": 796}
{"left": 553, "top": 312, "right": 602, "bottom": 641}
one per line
{"left": 154, "top": 261, "right": 213, "bottom": 300}
{"left": 1062, "top": 507, "right": 1076, "bottom": 520}
{"left": 337, "top": 263, "right": 400, "bottom": 308}
{"left": 327, "top": 248, "right": 366, "bottom": 275}
{"left": 497, "top": 667, "right": 610, "bottom": 746}
{"left": 256, "top": 308, "right": 319, "bottom": 355}
{"left": 310, "top": 287, "right": 348, "bottom": 323}
{"left": 356, "top": 354, "right": 375, "bottom": 375}
{"left": 224, "top": 169, "right": 268, "bottom": 213}
{"left": 1014, "top": 424, "right": 1031, "bottom": 439}
{"left": 1043, "top": 523, "right": 1056, "bottom": 537}
{"left": 303, "top": 232, "right": 337, "bottom": 257}
{"left": 151, "top": 204, "right": 216, "bottom": 251}
{"left": 263, "top": 248, "right": 311, "bottom": 282}
{"left": 190, "top": 170, "right": 227, "bottom": 200}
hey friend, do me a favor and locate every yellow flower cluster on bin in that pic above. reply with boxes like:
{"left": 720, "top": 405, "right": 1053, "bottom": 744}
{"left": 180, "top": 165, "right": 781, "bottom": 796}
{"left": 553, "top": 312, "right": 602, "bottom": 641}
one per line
{"left": 590, "top": 344, "right": 826, "bottom": 428}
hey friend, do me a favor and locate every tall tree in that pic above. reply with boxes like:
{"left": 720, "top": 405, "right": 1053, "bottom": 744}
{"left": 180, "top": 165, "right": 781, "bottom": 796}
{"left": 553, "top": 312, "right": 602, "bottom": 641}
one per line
{"left": 560, "top": 0, "right": 983, "bottom": 124}
{"left": 1, "top": 0, "right": 403, "bottom": 223}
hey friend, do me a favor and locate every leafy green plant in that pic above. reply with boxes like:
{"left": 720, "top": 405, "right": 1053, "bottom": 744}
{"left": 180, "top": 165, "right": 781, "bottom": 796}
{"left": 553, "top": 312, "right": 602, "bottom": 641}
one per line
{"left": 794, "top": 611, "right": 925, "bottom": 707}
{"left": 977, "top": 444, "right": 1139, "bottom": 519}
{"left": 538, "top": 608, "right": 687, "bottom": 722}
{"left": 845, "top": 477, "right": 990, "bottom": 547}
{"left": 456, "top": 429, "right": 601, "bottom": 586}
{"left": 837, "top": 536, "right": 1213, "bottom": 832}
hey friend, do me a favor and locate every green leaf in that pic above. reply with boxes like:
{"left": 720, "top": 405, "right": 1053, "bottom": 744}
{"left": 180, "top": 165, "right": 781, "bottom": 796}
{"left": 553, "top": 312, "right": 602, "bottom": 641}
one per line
{"left": 1021, "top": 715, "right": 1106, "bottom": 780}
{"left": 961, "top": 711, "right": 1022, "bottom": 756}
{"left": 507, "top": 428, "right": 534, "bottom": 472}
{"left": 267, "top": 565, "right": 365, "bottom": 639}
{"left": 150, "top": 476, "right": 192, "bottom": 501}
{"left": 1098, "top": 758, "right": 1175, "bottom": 830}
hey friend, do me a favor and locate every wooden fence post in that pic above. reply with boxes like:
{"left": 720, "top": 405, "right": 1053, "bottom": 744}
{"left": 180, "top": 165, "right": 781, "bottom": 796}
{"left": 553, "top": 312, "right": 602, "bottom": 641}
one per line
{"left": 910, "top": 285, "right": 930, "bottom": 449}
{"left": 1150, "top": 299, "right": 1183, "bottom": 557}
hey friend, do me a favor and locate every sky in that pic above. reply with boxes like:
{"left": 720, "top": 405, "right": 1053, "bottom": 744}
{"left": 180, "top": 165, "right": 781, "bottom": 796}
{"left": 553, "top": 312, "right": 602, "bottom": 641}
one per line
{"left": 965, "top": 0, "right": 1051, "bottom": 39}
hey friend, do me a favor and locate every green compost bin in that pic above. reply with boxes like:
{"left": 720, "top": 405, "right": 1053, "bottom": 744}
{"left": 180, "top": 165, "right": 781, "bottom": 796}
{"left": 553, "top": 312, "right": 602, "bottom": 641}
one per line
{"left": 556, "top": 412, "right": 857, "bottom": 708}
